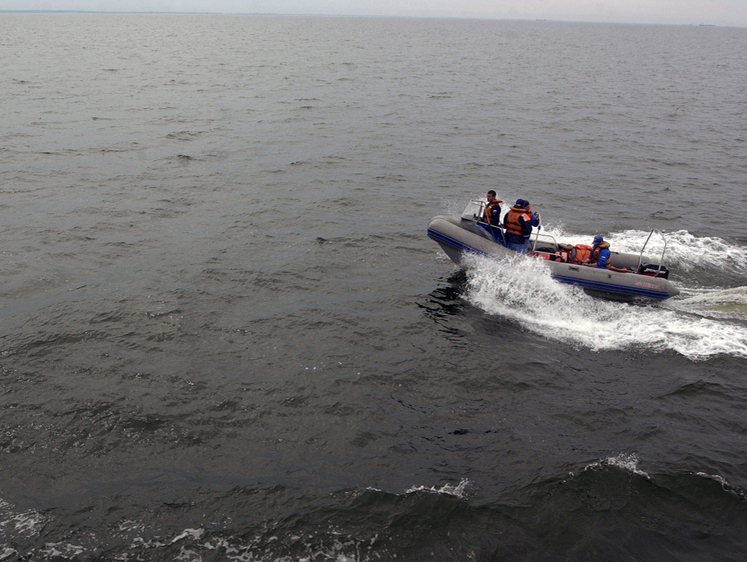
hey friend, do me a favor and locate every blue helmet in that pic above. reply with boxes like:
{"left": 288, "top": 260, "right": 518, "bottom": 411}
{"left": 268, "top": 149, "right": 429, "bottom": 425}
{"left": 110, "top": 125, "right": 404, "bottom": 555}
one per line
{"left": 593, "top": 235, "right": 604, "bottom": 245}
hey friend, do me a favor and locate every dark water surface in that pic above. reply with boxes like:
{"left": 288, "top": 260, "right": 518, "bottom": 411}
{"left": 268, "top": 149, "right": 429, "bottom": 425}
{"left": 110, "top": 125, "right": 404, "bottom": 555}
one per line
{"left": 2, "top": 14, "right": 747, "bottom": 560}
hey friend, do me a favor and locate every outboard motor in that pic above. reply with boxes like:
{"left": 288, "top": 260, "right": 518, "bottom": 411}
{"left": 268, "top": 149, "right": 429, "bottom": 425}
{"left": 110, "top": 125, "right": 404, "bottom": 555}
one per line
{"left": 637, "top": 263, "right": 670, "bottom": 279}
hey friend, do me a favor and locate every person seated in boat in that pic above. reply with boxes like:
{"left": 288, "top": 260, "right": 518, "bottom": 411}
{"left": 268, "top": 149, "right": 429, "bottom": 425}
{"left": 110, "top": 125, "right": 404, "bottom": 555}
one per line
{"left": 555, "top": 243, "right": 575, "bottom": 262}
{"left": 482, "top": 190, "right": 503, "bottom": 226}
{"left": 585, "top": 235, "right": 611, "bottom": 267}
{"left": 503, "top": 199, "right": 540, "bottom": 253}
{"left": 583, "top": 235, "right": 630, "bottom": 272}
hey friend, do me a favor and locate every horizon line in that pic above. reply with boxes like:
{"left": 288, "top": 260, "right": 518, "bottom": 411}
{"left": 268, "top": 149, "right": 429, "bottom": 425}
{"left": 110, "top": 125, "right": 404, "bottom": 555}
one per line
{"left": 0, "top": 10, "right": 732, "bottom": 28}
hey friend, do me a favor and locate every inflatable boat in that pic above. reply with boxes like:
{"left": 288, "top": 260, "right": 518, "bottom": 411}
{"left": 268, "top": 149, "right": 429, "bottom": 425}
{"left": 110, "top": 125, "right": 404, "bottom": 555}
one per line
{"left": 428, "top": 200, "right": 679, "bottom": 301}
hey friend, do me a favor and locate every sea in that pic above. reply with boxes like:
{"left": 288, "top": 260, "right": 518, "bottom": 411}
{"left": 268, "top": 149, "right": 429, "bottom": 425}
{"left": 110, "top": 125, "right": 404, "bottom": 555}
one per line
{"left": 1, "top": 12, "right": 747, "bottom": 561}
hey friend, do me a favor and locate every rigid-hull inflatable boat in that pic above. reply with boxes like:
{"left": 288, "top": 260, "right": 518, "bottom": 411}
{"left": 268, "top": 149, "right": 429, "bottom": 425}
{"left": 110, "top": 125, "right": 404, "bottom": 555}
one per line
{"left": 428, "top": 200, "right": 679, "bottom": 301}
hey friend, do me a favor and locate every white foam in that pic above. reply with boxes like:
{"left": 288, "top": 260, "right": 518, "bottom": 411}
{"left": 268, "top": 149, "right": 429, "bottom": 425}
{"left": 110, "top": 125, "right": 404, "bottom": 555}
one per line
{"left": 672, "top": 286, "right": 747, "bottom": 320}
{"left": 0, "top": 499, "right": 47, "bottom": 538}
{"left": 693, "top": 473, "right": 747, "bottom": 499}
{"left": 604, "top": 453, "right": 650, "bottom": 478}
{"left": 649, "top": 230, "right": 747, "bottom": 274}
{"left": 171, "top": 528, "right": 205, "bottom": 544}
{"left": 695, "top": 472, "right": 729, "bottom": 487}
{"left": 463, "top": 251, "right": 747, "bottom": 360}
{"left": 0, "top": 547, "right": 19, "bottom": 561}
{"left": 39, "top": 543, "right": 85, "bottom": 559}
{"left": 405, "top": 478, "right": 469, "bottom": 498}
{"left": 584, "top": 453, "right": 650, "bottom": 478}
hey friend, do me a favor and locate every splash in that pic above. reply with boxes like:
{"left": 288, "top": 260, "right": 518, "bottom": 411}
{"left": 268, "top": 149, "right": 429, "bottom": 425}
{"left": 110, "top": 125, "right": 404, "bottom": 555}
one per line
{"left": 603, "top": 453, "right": 650, "bottom": 478}
{"left": 462, "top": 250, "right": 747, "bottom": 360}
{"left": 405, "top": 479, "right": 470, "bottom": 499}
{"left": 631, "top": 229, "right": 747, "bottom": 274}
{"left": 583, "top": 453, "right": 650, "bottom": 479}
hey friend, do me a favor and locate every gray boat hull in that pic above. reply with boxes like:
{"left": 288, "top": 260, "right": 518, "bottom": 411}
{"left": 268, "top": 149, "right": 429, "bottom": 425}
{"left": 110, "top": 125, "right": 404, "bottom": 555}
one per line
{"left": 427, "top": 215, "right": 679, "bottom": 301}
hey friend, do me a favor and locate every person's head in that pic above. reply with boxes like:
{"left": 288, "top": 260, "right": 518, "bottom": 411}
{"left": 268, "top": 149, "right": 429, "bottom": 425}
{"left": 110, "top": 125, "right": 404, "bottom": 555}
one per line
{"left": 487, "top": 190, "right": 497, "bottom": 202}
{"left": 515, "top": 198, "right": 526, "bottom": 208}
{"left": 593, "top": 235, "right": 604, "bottom": 246}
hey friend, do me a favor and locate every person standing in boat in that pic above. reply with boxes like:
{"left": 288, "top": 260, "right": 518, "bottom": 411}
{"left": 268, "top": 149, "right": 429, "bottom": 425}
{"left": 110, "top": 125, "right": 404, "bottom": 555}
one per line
{"left": 503, "top": 199, "right": 540, "bottom": 253}
{"left": 482, "top": 190, "right": 503, "bottom": 226}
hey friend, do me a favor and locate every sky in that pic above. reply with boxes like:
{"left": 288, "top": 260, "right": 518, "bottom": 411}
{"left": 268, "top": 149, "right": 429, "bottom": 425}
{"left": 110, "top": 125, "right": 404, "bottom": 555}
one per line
{"left": 1, "top": 0, "right": 746, "bottom": 27}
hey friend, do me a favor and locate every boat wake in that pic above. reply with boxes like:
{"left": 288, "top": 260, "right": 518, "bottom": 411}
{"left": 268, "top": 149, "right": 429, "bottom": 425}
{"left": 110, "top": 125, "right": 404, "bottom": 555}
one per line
{"left": 461, "top": 229, "right": 747, "bottom": 361}
{"left": 673, "top": 287, "right": 747, "bottom": 320}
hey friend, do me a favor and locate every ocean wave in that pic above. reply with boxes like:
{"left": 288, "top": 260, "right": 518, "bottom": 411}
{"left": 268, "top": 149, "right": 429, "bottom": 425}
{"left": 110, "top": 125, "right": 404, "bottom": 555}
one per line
{"left": 582, "top": 453, "right": 650, "bottom": 479}
{"left": 405, "top": 478, "right": 470, "bottom": 498}
{"left": 695, "top": 472, "right": 747, "bottom": 500}
{"left": 0, "top": 498, "right": 47, "bottom": 545}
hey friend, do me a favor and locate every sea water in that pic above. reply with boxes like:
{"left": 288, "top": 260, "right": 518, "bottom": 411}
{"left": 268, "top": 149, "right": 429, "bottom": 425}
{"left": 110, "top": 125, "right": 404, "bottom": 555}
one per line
{"left": 1, "top": 13, "right": 747, "bottom": 560}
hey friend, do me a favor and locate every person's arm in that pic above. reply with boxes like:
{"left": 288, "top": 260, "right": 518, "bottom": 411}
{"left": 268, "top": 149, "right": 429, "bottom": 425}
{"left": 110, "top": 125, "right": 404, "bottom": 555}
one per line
{"left": 521, "top": 216, "right": 533, "bottom": 237}
{"left": 598, "top": 249, "right": 611, "bottom": 268}
{"left": 490, "top": 205, "right": 501, "bottom": 225}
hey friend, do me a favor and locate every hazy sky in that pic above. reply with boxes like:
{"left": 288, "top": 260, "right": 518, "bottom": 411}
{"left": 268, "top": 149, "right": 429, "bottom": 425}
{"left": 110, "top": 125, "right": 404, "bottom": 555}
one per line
{"left": 1, "top": 0, "right": 745, "bottom": 27}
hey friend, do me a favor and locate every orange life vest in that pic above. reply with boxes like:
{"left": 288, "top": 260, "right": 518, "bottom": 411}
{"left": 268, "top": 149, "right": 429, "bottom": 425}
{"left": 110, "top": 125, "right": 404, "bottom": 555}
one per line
{"left": 573, "top": 244, "right": 592, "bottom": 263}
{"left": 504, "top": 207, "right": 531, "bottom": 237}
{"left": 589, "top": 241, "right": 611, "bottom": 265}
{"left": 483, "top": 201, "right": 501, "bottom": 225}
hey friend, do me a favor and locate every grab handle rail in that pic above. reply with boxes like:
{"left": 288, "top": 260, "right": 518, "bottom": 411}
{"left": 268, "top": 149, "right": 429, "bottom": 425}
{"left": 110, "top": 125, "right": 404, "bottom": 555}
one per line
{"left": 637, "top": 229, "right": 667, "bottom": 275}
{"left": 531, "top": 216, "right": 542, "bottom": 253}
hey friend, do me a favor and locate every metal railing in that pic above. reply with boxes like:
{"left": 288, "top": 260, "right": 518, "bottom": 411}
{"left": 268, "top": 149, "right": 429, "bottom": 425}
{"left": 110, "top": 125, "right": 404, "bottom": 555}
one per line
{"left": 637, "top": 229, "right": 667, "bottom": 275}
